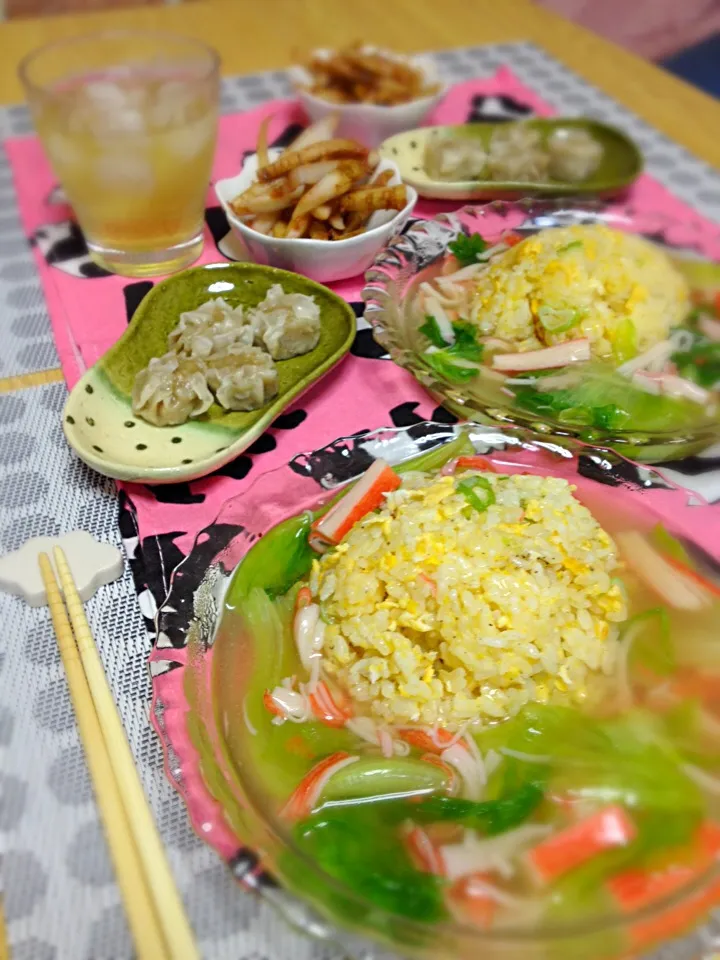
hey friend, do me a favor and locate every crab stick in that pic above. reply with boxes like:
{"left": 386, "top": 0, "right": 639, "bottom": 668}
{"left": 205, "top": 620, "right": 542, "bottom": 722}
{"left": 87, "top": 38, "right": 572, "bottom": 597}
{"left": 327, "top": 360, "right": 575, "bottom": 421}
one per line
{"left": 311, "top": 459, "right": 401, "bottom": 547}
{"left": 617, "top": 531, "right": 715, "bottom": 611}
{"left": 492, "top": 339, "right": 591, "bottom": 372}
{"left": 308, "top": 680, "right": 352, "bottom": 728}
{"left": 397, "top": 727, "right": 467, "bottom": 755}
{"left": 608, "top": 824, "right": 720, "bottom": 951}
{"left": 404, "top": 824, "right": 447, "bottom": 876}
{"left": 447, "top": 873, "right": 500, "bottom": 928}
{"left": 525, "top": 805, "right": 636, "bottom": 886}
{"left": 280, "top": 752, "right": 359, "bottom": 821}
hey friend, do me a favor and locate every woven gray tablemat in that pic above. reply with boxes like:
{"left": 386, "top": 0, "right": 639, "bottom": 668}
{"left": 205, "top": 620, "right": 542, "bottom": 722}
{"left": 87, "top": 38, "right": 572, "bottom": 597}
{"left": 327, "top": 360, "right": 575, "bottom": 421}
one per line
{"left": 2, "top": 42, "right": 720, "bottom": 960}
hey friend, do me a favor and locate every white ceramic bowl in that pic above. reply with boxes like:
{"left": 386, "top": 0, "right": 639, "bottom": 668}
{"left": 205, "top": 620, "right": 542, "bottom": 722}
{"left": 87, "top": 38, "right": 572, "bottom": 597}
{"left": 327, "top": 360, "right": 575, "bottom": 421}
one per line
{"left": 214, "top": 151, "right": 418, "bottom": 284}
{"left": 288, "top": 46, "right": 447, "bottom": 147}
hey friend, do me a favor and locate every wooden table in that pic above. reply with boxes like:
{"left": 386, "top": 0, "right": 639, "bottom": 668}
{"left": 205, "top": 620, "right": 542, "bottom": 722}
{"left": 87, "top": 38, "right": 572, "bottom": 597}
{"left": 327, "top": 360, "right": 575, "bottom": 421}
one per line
{"left": 1, "top": 0, "right": 719, "bottom": 168}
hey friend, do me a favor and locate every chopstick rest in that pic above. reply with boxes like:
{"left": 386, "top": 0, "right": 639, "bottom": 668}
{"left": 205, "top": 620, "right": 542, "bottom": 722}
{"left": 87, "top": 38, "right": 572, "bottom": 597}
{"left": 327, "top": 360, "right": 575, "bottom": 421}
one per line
{"left": 0, "top": 531, "right": 123, "bottom": 606}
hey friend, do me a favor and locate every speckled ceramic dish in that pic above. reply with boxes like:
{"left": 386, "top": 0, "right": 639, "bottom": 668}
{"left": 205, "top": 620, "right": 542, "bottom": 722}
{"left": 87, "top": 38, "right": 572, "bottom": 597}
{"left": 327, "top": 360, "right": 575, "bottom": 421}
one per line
{"left": 63, "top": 262, "right": 356, "bottom": 484}
{"left": 380, "top": 119, "right": 642, "bottom": 200}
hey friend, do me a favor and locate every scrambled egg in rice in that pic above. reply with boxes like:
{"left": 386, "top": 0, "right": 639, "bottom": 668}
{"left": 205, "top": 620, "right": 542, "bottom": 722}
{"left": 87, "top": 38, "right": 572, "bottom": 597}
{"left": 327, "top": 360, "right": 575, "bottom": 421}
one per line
{"left": 310, "top": 470, "right": 627, "bottom": 728}
{"left": 469, "top": 224, "right": 689, "bottom": 358}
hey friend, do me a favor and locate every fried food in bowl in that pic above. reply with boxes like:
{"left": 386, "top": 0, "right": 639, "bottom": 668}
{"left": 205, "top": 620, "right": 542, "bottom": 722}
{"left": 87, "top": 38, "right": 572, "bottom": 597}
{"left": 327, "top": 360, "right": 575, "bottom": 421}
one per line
{"left": 214, "top": 116, "right": 417, "bottom": 283}
{"left": 289, "top": 45, "right": 447, "bottom": 146}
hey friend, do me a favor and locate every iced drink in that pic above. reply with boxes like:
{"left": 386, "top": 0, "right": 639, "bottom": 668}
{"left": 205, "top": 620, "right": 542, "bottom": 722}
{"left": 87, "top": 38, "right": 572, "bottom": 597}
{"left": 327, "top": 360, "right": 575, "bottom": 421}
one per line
{"left": 21, "top": 32, "right": 219, "bottom": 277}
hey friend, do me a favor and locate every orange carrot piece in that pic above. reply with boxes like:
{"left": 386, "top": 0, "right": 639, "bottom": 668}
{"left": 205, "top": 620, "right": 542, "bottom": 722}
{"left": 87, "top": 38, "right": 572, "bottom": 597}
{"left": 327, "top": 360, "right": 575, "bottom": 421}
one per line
{"left": 526, "top": 806, "right": 636, "bottom": 885}
{"left": 455, "top": 455, "right": 497, "bottom": 473}
{"left": 714, "top": 291, "right": 720, "bottom": 317}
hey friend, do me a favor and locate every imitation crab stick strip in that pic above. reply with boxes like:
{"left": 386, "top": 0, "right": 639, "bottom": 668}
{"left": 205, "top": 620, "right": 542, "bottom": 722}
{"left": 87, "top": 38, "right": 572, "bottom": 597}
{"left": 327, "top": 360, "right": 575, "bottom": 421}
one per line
{"left": 492, "top": 339, "right": 591, "bottom": 372}
{"left": 448, "top": 873, "right": 500, "bottom": 928}
{"left": 418, "top": 572, "right": 438, "bottom": 597}
{"left": 617, "top": 531, "right": 715, "bottom": 611}
{"left": 263, "top": 689, "right": 284, "bottom": 717}
{"left": 294, "top": 586, "right": 313, "bottom": 613}
{"left": 420, "top": 753, "right": 460, "bottom": 795}
{"left": 663, "top": 553, "right": 720, "bottom": 599}
{"left": 525, "top": 805, "right": 637, "bottom": 885}
{"left": 397, "top": 727, "right": 467, "bottom": 755}
{"left": 311, "top": 459, "right": 401, "bottom": 547}
{"left": 608, "top": 826, "right": 720, "bottom": 951}
{"left": 503, "top": 232, "right": 523, "bottom": 247}
{"left": 308, "top": 680, "right": 352, "bottom": 727}
{"left": 439, "top": 455, "right": 498, "bottom": 477}
{"left": 280, "top": 752, "right": 359, "bottom": 821}
{"left": 609, "top": 822, "right": 720, "bottom": 913}
{"left": 404, "top": 824, "right": 447, "bottom": 876}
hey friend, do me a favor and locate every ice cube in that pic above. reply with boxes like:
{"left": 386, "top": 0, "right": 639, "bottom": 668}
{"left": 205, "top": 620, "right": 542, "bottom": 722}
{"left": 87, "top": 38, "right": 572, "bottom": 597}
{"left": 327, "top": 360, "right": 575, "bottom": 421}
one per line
{"left": 94, "top": 153, "right": 154, "bottom": 190}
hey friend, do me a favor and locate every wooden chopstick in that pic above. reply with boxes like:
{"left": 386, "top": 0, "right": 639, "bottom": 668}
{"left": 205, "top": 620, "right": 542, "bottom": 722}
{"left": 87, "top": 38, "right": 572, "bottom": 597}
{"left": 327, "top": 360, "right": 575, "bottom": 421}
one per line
{"left": 40, "top": 548, "right": 200, "bottom": 960}
{"left": 39, "top": 552, "right": 168, "bottom": 960}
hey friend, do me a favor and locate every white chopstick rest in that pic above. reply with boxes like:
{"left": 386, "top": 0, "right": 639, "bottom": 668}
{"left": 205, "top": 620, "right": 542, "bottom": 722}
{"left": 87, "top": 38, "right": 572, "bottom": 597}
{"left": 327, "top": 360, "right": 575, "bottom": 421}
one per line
{"left": 0, "top": 531, "right": 123, "bottom": 606}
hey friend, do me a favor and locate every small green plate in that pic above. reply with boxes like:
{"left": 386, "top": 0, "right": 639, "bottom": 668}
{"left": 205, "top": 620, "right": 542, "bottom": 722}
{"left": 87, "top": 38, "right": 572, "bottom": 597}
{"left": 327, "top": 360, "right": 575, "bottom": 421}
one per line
{"left": 63, "top": 262, "right": 356, "bottom": 484}
{"left": 380, "top": 118, "right": 643, "bottom": 200}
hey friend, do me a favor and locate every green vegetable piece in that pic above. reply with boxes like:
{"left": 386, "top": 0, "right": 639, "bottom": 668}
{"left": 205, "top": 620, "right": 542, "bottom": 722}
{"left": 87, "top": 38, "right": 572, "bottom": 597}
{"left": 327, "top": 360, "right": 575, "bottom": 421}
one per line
{"left": 672, "top": 338, "right": 720, "bottom": 389}
{"left": 418, "top": 315, "right": 449, "bottom": 348}
{"left": 421, "top": 321, "right": 484, "bottom": 383}
{"left": 537, "top": 305, "right": 582, "bottom": 334}
{"left": 294, "top": 805, "right": 446, "bottom": 923}
{"left": 512, "top": 365, "right": 703, "bottom": 433}
{"left": 650, "top": 523, "right": 692, "bottom": 566}
{"left": 232, "top": 513, "right": 314, "bottom": 599}
{"left": 408, "top": 781, "right": 545, "bottom": 836}
{"left": 591, "top": 404, "right": 631, "bottom": 430}
{"left": 557, "top": 240, "right": 583, "bottom": 254}
{"left": 611, "top": 318, "right": 637, "bottom": 364}
{"left": 396, "top": 432, "right": 475, "bottom": 475}
{"left": 450, "top": 321, "right": 484, "bottom": 361}
{"left": 320, "top": 757, "right": 450, "bottom": 804}
{"left": 456, "top": 475, "right": 495, "bottom": 513}
{"left": 422, "top": 350, "right": 478, "bottom": 383}
{"left": 624, "top": 606, "right": 675, "bottom": 677}
{"left": 448, "top": 232, "right": 487, "bottom": 267}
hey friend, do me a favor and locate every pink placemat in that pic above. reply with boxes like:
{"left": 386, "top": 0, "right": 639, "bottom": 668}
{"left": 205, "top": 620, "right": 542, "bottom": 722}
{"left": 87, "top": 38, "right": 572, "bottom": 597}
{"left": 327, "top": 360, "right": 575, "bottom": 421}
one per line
{"left": 6, "top": 66, "right": 720, "bottom": 556}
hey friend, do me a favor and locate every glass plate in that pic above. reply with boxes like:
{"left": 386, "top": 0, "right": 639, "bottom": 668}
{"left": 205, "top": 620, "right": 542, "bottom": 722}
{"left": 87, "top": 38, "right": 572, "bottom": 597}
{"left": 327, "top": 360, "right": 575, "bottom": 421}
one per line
{"left": 148, "top": 421, "right": 720, "bottom": 960}
{"left": 361, "top": 199, "right": 720, "bottom": 463}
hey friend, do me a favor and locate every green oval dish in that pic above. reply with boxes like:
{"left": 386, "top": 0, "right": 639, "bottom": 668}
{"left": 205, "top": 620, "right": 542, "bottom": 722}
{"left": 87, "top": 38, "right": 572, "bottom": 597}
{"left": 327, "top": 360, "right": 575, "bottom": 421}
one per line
{"left": 62, "top": 262, "right": 356, "bottom": 484}
{"left": 380, "top": 118, "right": 643, "bottom": 200}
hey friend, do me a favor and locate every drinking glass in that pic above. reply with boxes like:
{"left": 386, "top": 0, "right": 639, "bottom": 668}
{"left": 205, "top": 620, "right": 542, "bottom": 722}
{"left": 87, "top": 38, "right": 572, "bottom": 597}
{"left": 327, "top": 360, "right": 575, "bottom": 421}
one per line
{"left": 20, "top": 30, "right": 220, "bottom": 277}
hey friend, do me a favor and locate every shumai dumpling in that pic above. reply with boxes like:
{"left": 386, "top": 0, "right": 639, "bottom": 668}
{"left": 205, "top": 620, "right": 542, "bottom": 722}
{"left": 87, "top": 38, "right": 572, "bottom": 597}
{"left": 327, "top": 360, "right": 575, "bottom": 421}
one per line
{"left": 206, "top": 345, "right": 279, "bottom": 412}
{"left": 250, "top": 284, "right": 321, "bottom": 360}
{"left": 168, "top": 297, "right": 253, "bottom": 360}
{"left": 547, "top": 127, "right": 603, "bottom": 182}
{"left": 132, "top": 353, "right": 213, "bottom": 426}
{"left": 424, "top": 134, "right": 487, "bottom": 181}
{"left": 487, "top": 124, "right": 549, "bottom": 183}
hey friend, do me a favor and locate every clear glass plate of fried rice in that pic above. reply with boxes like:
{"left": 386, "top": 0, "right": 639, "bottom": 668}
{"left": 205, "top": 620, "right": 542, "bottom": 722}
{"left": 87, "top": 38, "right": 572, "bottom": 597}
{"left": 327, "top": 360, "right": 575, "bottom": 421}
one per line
{"left": 150, "top": 421, "right": 720, "bottom": 960}
{"left": 362, "top": 200, "right": 720, "bottom": 462}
